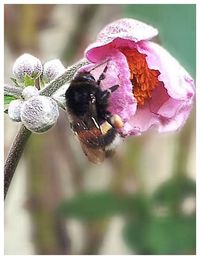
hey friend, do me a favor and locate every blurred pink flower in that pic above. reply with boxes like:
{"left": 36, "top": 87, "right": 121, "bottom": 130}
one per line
{"left": 84, "top": 18, "right": 195, "bottom": 136}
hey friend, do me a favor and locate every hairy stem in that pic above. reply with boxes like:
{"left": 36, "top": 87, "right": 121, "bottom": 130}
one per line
{"left": 4, "top": 125, "right": 32, "bottom": 199}
{"left": 4, "top": 84, "right": 23, "bottom": 97}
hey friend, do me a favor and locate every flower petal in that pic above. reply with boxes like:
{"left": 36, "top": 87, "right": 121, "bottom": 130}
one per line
{"left": 97, "top": 18, "right": 158, "bottom": 42}
{"left": 149, "top": 84, "right": 188, "bottom": 119}
{"left": 122, "top": 84, "right": 194, "bottom": 136}
{"left": 157, "top": 101, "right": 193, "bottom": 133}
{"left": 137, "top": 41, "right": 195, "bottom": 101}
{"left": 86, "top": 18, "right": 158, "bottom": 63}
{"left": 122, "top": 104, "right": 159, "bottom": 136}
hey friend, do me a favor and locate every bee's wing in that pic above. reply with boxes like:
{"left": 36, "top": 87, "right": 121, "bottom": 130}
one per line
{"left": 71, "top": 117, "right": 106, "bottom": 163}
{"left": 79, "top": 141, "right": 105, "bottom": 164}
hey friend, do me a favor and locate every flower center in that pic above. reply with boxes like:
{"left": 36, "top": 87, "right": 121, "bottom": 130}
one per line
{"left": 121, "top": 48, "right": 162, "bottom": 106}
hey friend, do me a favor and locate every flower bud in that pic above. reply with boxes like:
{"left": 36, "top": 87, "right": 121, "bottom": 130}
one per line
{"left": 22, "top": 86, "right": 39, "bottom": 100}
{"left": 13, "top": 53, "right": 43, "bottom": 82}
{"left": 8, "top": 99, "right": 24, "bottom": 122}
{"left": 20, "top": 96, "right": 59, "bottom": 133}
{"left": 43, "top": 59, "right": 66, "bottom": 83}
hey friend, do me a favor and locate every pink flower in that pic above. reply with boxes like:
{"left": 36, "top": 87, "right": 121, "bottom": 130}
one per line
{"left": 83, "top": 18, "right": 195, "bottom": 136}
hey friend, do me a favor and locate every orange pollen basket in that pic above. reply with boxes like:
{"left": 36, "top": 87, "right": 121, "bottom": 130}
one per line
{"left": 121, "top": 48, "right": 162, "bottom": 106}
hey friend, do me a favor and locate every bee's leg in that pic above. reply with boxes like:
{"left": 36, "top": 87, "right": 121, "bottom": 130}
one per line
{"left": 97, "top": 65, "right": 108, "bottom": 85}
{"left": 103, "top": 113, "right": 115, "bottom": 127}
{"left": 108, "top": 84, "right": 119, "bottom": 93}
{"left": 101, "top": 84, "right": 119, "bottom": 99}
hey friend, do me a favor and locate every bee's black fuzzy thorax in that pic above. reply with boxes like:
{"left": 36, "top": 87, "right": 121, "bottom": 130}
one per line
{"left": 65, "top": 72, "right": 110, "bottom": 119}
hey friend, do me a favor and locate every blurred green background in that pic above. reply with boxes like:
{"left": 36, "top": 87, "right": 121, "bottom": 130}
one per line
{"left": 4, "top": 4, "right": 196, "bottom": 255}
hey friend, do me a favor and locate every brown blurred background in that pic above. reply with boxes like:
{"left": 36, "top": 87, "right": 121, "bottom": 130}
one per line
{"left": 4, "top": 4, "right": 196, "bottom": 255}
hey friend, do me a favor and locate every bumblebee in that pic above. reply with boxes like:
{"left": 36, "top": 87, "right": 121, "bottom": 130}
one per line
{"left": 65, "top": 64, "right": 123, "bottom": 163}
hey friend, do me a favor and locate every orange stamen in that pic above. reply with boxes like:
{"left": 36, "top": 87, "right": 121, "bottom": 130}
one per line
{"left": 121, "top": 48, "right": 162, "bottom": 106}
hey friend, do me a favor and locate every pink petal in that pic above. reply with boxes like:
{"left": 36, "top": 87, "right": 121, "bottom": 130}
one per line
{"left": 158, "top": 103, "right": 193, "bottom": 132}
{"left": 122, "top": 83, "right": 194, "bottom": 136}
{"left": 122, "top": 104, "right": 160, "bottom": 136}
{"left": 122, "top": 41, "right": 195, "bottom": 135}
{"left": 97, "top": 18, "right": 158, "bottom": 43}
{"left": 121, "top": 102, "right": 191, "bottom": 136}
{"left": 137, "top": 41, "right": 195, "bottom": 101}
{"left": 86, "top": 18, "right": 158, "bottom": 63}
{"left": 157, "top": 103, "right": 193, "bottom": 133}
{"left": 85, "top": 38, "right": 136, "bottom": 63}
{"left": 149, "top": 84, "right": 188, "bottom": 119}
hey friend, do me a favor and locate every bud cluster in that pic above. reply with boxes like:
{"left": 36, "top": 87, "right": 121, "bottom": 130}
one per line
{"left": 7, "top": 53, "right": 65, "bottom": 133}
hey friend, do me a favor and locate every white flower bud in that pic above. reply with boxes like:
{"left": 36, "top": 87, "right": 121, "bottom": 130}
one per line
{"left": 43, "top": 59, "right": 66, "bottom": 83}
{"left": 22, "top": 86, "right": 39, "bottom": 100}
{"left": 20, "top": 96, "right": 59, "bottom": 133}
{"left": 13, "top": 53, "right": 43, "bottom": 82}
{"left": 8, "top": 99, "right": 24, "bottom": 122}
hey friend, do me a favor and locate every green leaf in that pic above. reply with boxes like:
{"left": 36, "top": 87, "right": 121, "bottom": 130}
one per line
{"left": 123, "top": 218, "right": 149, "bottom": 254}
{"left": 152, "top": 176, "right": 196, "bottom": 209}
{"left": 59, "top": 191, "right": 122, "bottom": 220}
{"left": 23, "top": 74, "right": 35, "bottom": 87}
{"left": 146, "top": 215, "right": 196, "bottom": 254}
{"left": 4, "top": 95, "right": 17, "bottom": 105}
{"left": 10, "top": 77, "right": 21, "bottom": 87}
{"left": 58, "top": 191, "right": 149, "bottom": 221}
{"left": 123, "top": 215, "right": 196, "bottom": 255}
{"left": 40, "top": 77, "right": 46, "bottom": 88}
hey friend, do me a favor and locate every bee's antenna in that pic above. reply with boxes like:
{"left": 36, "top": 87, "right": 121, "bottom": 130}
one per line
{"left": 89, "top": 59, "right": 110, "bottom": 72}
